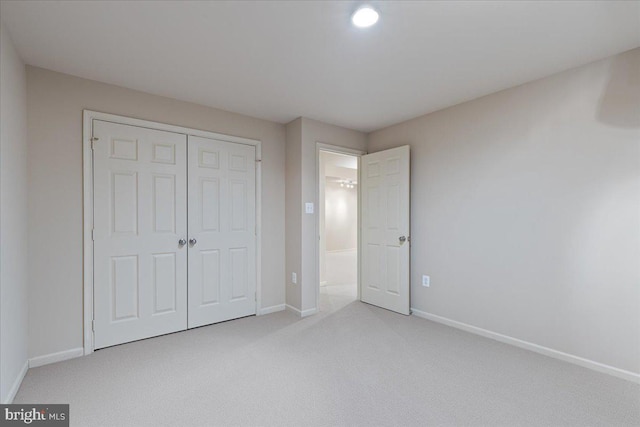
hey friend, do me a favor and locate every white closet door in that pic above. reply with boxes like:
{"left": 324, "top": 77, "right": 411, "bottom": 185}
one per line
{"left": 361, "top": 145, "right": 411, "bottom": 315}
{"left": 93, "top": 120, "right": 188, "bottom": 349}
{"left": 187, "top": 136, "right": 257, "bottom": 328}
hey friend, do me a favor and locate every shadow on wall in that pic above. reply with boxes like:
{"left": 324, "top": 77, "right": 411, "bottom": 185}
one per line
{"left": 597, "top": 49, "right": 640, "bottom": 128}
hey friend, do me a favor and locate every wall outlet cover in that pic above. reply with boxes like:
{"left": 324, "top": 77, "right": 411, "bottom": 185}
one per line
{"left": 305, "top": 202, "right": 314, "bottom": 214}
{"left": 422, "top": 275, "right": 430, "bottom": 287}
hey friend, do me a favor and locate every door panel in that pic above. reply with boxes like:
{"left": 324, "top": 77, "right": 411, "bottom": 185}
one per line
{"left": 152, "top": 174, "right": 176, "bottom": 233}
{"left": 93, "top": 120, "right": 188, "bottom": 349}
{"left": 200, "top": 250, "right": 221, "bottom": 305}
{"left": 188, "top": 136, "right": 256, "bottom": 328}
{"left": 111, "top": 255, "right": 138, "bottom": 320}
{"left": 361, "top": 145, "right": 410, "bottom": 314}
{"left": 152, "top": 252, "right": 177, "bottom": 314}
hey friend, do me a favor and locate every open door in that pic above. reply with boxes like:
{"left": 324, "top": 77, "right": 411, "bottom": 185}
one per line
{"left": 360, "top": 145, "right": 410, "bottom": 315}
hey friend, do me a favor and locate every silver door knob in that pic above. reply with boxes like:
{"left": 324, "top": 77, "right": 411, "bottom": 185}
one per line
{"left": 189, "top": 238, "right": 197, "bottom": 246}
{"left": 178, "top": 239, "right": 187, "bottom": 246}
{"left": 399, "top": 236, "right": 407, "bottom": 242}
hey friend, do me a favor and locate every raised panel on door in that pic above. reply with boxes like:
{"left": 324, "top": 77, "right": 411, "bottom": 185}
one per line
{"left": 152, "top": 174, "right": 176, "bottom": 233}
{"left": 111, "top": 255, "right": 139, "bottom": 321}
{"left": 200, "top": 178, "right": 220, "bottom": 231}
{"left": 230, "top": 247, "right": 248, "bottom": 300}
{"left": 200, "top": 249, "right": 221, "bottom": 305}
{"left": 93, "top": 120, "right": 188, "bottom": 349}
{"left": 188, "top": 135, "right": 256, "bottom": 328}
{"left": 111, "top": 171, "right": 138, "bottom": 235}
{"left": 152, "top": 253, "right": 177, "bottom": 315}
{"left": 361, "top": 146, "right": 410, "bottom": 315}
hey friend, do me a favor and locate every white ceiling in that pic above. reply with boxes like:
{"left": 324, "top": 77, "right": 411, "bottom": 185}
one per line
{"left": 322, "top": 151, "right": 358, "bottom": 170}
{"left": 2, "top": 1, "right": 639, "bottom": 132}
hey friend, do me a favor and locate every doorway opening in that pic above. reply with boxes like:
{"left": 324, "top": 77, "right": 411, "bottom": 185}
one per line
{"left": 319, "top": 150, "right": 359, "bottom": 307}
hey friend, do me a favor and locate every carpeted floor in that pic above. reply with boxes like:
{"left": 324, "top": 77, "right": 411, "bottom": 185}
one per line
{"left": 14, "top": 284, "right": 640, "bottom": 426}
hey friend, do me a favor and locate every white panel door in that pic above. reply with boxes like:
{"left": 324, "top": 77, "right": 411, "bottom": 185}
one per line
{"left": 361, "top": 145, "right": 410, "bottom": 315}
{"left": 187, "top": 136, "right": 256, "bottom": 328}
{"left": 93, "top": 120, "right": 188, "bottom": 349}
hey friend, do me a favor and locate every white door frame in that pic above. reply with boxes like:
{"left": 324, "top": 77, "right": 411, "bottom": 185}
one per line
{"left": 315, "top": 142, "right": 365, "bottom": 310}
{"left": 83, "top": 110, "right": 263, "bottom": 355}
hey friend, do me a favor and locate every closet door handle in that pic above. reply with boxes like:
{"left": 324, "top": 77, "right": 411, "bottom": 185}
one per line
{"left": 178, "top": 239, "right": 187, "bottom": 246}
{"left": 189, "top": 238, "right": 197, "bottom": 246}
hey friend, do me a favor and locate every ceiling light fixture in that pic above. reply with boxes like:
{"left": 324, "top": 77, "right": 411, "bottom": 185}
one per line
{"left": 351, "top": 5, "right": 379, "bottom": 28}
{"left": 337, "top": 179, "right": 357, "bottom": 189}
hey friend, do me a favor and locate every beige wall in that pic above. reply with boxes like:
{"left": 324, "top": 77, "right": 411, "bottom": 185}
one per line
{"left": 325, "top": 181, "right": 358, "bottom": 252}
{"left": 26, "top": 66, "right": 286, "bottom": 359}
{"left": 368, "top": 48, "right": 640, "bottom": 374}
{"left": 285, "top": 118, "right": 366, "bottom": 312}
{"left": 325, "top": 251, "right": 358, "bottom": 287}
{"left": 0, "top": 21, "right": 29, "bottom": 403}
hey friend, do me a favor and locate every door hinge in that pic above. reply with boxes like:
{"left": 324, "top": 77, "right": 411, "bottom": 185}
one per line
{"left": 255, "top": 291, "right": 257, "bottom": 302}
{"left": 91, "top": 137, "right": 99, "bottom": 150}
{"left": 91, "top": 229, "right": 95, "bottom": 241}
{"left": 91, "top": 320, "right": 95, "bottom": 331}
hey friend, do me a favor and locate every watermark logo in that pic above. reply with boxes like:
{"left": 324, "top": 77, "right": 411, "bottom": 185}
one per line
{"left": 0, "top": 405, "right": 68, "bottom": 426}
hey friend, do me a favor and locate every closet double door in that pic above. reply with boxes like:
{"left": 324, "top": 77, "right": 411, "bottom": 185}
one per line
{"left": 92, "top": 120, "right": 256, "bottom": 349}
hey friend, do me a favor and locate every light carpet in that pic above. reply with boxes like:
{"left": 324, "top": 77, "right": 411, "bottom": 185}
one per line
{"left": 14, "top": 284, "right": 640, "bottom": 426}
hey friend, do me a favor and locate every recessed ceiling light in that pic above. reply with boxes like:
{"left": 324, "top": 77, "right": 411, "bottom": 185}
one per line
{"left": 352, "top": 6, "right": 379, "bottom": 28}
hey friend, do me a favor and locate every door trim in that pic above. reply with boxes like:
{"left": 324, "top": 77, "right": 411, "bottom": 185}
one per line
{"left": 315, "top": 143, "right": 365, "bottom": 312}
{"left": 82, "top": 110, "right": 263, "bottom": 355}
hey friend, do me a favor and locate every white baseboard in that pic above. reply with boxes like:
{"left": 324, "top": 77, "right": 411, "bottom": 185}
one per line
{"left": 411, "top": 308, "right": 640, "bottom": 384}
{"left": 28, "top": 347, "right": 84, "bottom": 368}
{"left": 285, "top": 304, "right": 301, "bottom": 316}
{"left": 326, "top": 248, "right": 357, "bottom": 254}
{"left": 301, "top": 307, "right": 319, "bottom": 317}
{"left": 2, "top": 360, "right": 28, "bottom": 404}
{"left": 285, "top": 304, "right": 319, "bottom": 318}
{"left": 258, "top": 304, "right": 286, "bottom": 315}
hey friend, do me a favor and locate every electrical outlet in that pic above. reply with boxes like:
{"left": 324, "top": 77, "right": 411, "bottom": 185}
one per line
{"left": 422, "top": 275, "right": 430, "bottom": 287}
{"left": 292, "top": 272, "right": 297, "bottom": 284}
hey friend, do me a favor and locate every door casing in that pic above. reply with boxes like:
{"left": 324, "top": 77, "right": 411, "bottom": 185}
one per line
{"left": 83, "top": 110, "right": 262, "bottom": 355}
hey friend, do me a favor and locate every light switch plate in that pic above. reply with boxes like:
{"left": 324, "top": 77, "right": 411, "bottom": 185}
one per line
{"left": 305, "top": 202, "right": 314, "bottom": 214}
{"left": 292, "top": 272, "right": 297, "bottom": 284}
{"left": 422, "top": 275, "right": 430, "bottom": 287}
